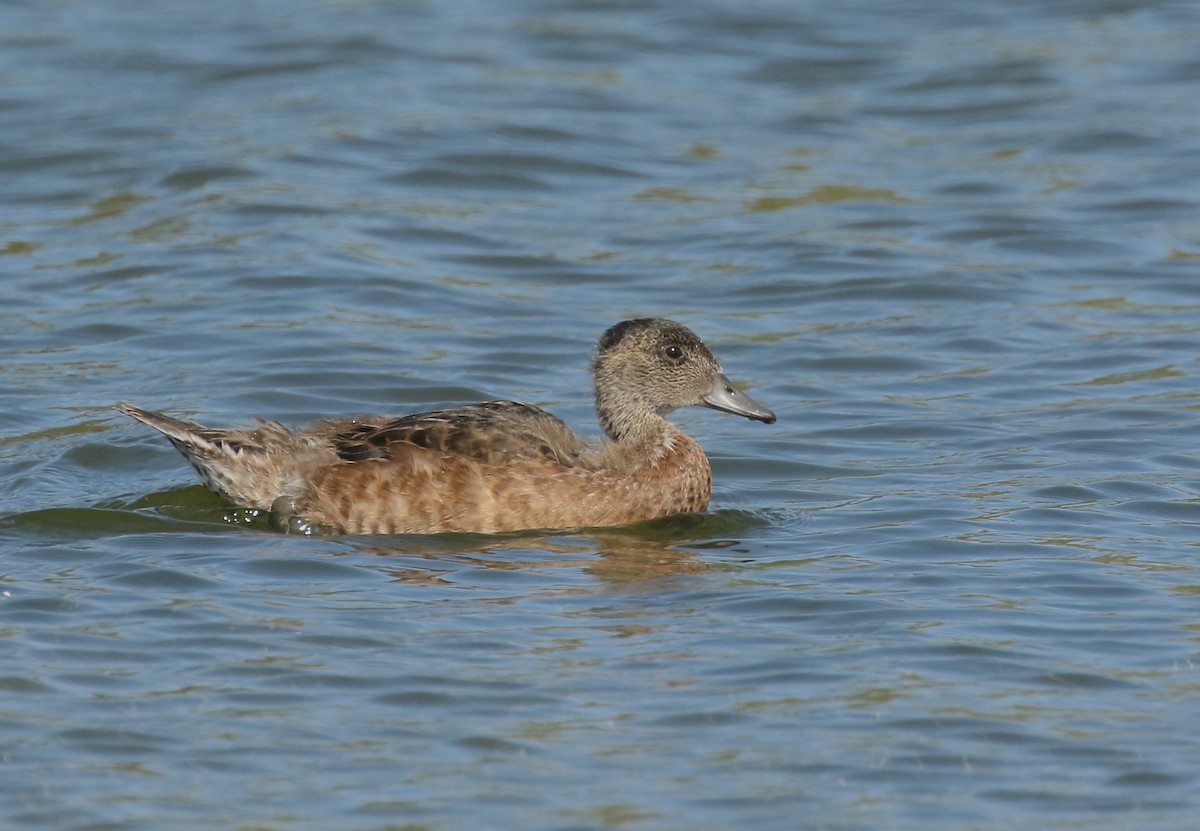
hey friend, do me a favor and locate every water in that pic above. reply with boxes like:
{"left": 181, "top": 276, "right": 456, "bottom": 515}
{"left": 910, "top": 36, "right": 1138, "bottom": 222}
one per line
{"left": 2, "top": 0, "right": 1199, "bottom": 828}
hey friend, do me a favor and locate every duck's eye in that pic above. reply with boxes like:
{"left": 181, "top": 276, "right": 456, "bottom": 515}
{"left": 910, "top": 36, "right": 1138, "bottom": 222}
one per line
{"left": 663, "top": 344, "right": 685, "bottom": 362}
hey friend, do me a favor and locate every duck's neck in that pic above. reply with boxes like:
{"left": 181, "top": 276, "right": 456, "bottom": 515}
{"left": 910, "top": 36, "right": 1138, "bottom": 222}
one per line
{"left": 595, "top": 387, "right": 676, "bottom": 453}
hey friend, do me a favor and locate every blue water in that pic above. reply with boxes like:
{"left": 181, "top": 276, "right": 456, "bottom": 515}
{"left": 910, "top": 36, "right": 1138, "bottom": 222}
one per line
{"left": 2, "top": 1, "right": 1199, "bottom": 829}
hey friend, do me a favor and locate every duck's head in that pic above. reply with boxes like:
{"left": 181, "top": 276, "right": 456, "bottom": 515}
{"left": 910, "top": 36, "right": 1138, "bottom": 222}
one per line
{"left": 592, "top": 318, "right": 775, "bottom": 440}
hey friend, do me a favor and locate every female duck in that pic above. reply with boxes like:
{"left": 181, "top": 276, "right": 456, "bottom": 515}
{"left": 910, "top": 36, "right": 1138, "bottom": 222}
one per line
{"left": 118, "top": 318, "right": 775, "bottom": 535}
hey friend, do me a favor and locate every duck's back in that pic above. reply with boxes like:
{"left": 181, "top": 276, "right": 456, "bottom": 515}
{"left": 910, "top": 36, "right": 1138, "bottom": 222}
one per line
{"left": 324, "top": 400, "right": 589, "bottom": 467}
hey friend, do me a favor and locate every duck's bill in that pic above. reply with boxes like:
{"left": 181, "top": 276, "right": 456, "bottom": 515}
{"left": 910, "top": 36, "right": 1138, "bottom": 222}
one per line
{"left": 702, "top": 374, "right": 776, "bottom": 424}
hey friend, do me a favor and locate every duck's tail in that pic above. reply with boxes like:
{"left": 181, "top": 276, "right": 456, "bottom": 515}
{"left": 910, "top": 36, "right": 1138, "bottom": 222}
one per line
{"left": 116, "top": 403, "right": 322, "bottom": 510}
{"left": 116, "top": 403, "right": 213, "bottom": 448}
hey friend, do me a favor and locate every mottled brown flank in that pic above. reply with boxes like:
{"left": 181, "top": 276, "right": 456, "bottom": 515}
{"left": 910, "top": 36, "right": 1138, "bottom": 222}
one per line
{"left": 116, "top": 318, "right": 772, "bottom": 535}
{"left": 291, "top": 431, "right": 711, "bottom": 535}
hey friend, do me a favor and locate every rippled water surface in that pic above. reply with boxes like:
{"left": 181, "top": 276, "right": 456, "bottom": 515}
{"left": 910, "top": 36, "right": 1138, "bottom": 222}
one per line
{"left": 3, "top": 1, "right": 1200, "bottom": 829}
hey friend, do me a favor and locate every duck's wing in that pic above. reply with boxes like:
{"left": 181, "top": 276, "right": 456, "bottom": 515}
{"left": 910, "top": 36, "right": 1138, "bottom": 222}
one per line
{"left": 326, "top": 400, "right": 589, "bottom": 466}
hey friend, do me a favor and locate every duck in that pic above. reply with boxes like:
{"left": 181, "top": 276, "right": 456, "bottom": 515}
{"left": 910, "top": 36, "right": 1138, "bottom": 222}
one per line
{"left": 117, "top": 318, "right": 775, "bottom": 535}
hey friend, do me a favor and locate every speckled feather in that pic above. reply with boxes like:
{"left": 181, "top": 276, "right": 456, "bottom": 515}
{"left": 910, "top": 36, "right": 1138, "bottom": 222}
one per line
{"left": 117, "top": 318, "right": 775, "bottom": 535}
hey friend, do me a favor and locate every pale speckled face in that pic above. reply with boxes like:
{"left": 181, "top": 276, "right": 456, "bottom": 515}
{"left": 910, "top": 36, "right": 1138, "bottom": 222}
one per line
{"left": 593, "top": 318, "right": 775, "bottom": 423}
